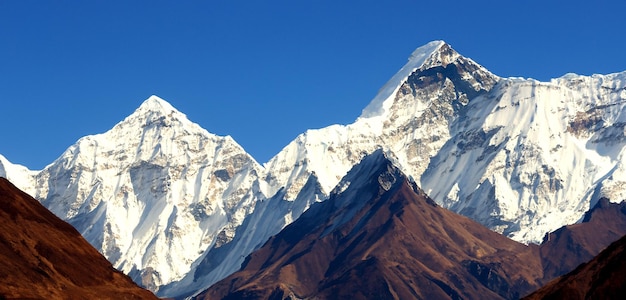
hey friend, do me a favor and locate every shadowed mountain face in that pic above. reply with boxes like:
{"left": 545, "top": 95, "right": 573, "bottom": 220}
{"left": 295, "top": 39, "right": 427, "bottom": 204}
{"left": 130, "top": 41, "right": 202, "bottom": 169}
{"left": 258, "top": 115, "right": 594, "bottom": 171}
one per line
{"left": 196, "top": 151, "right": 626, "bottom": 300}
{"left": 538, "top": 198, "right": 626, "bottom": 281}
{"left": 0, "top": 177, "right": 157, "bottom": 299}
{"left": 196, "top": 151, "right": 544, "bottom": 300}
{"left": 4, "top": 42, "right": 626, "bottom": 297}
{"left": 524, "top": 234, "right": 626, "bottom": 300}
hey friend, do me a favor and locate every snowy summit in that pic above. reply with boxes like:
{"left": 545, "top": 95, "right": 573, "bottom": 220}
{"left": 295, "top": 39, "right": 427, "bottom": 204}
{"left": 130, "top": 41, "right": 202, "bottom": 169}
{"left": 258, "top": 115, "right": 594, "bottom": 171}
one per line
{"left": 1, "top": 41, "right": 626, "bottom": 298}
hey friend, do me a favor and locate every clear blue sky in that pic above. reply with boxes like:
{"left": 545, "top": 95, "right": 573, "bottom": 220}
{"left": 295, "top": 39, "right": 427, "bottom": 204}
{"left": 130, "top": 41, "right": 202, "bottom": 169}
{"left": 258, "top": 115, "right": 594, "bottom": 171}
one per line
{"left": 1, "top": 1, "right": 625, "bottom": 169}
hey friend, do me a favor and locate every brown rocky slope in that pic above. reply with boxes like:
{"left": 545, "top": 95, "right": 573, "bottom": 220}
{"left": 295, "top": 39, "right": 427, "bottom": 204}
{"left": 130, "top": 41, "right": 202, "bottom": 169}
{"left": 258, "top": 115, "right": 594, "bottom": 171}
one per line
{"left": 524, "top": 234, "right": 626, "bottom": 299}
{"left": 538, "top": 198, "right": 626, "bottom": 281}
{"left": 196, "top": 151, "right": 544, "bottom": 300}
{"left": 0, "top": 177, "right": 158, "bottom": 299}
{"left": 196, "top": 150, "right": 626, "bottom": 300}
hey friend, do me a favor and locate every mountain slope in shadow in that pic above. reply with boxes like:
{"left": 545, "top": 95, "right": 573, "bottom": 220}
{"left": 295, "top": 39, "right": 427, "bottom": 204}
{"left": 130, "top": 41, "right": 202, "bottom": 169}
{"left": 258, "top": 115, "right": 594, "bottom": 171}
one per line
{"left": 196, "top": 151, "right": 543, "bottom": 300}
{"left": 0, "top": 177, "right": 157, "bottom": 299}
{"left": 539, "top": 198, "right": 626, "bottom": 281}
{"left": 524, "top": 233, "right": 626, "bottom": 299}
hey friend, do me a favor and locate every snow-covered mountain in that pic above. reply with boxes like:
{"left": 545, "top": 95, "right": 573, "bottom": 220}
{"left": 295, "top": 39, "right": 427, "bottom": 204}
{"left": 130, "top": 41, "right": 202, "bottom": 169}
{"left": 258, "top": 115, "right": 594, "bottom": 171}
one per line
{"left": 164, "top": 41, "right": 626, "bottom": 298}
{"left": 260, "top": 40, "right": 626, "bottom": 244}
{"left": 5, "top": 96, "right": 264, "bottom": 292}
{"left": 2, "top": 40, "right": 626, "bottom": 297}
{"left": 197, "top": 150, "right": 544, "bottom": 300}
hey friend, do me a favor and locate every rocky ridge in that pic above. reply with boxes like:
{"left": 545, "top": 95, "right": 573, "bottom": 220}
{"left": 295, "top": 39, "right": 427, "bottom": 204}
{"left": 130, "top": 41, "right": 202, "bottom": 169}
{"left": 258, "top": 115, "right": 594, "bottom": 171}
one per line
{"left": 2, "top": 40, "right": 626, "bottom": 297}
{"left": 197, "top": 151, "right": 542, "bottom": 300}
{"left": 3, "top": 96, "right": 264, "bottom": 291}
{"left": 197, "top": 151, "right": 626, "bottom": 300}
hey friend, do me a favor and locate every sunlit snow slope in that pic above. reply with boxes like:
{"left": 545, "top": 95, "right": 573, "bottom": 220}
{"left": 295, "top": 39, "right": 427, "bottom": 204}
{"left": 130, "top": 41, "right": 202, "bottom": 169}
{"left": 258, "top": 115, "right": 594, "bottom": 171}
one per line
{"left": 5, "top": 96, "right": 263, "bottom": 292}
{"left": 261, "top": 40, "right": 626, "bottom": 244}
{"left": 1, "top": 41, "right": 625, "bottom": 298}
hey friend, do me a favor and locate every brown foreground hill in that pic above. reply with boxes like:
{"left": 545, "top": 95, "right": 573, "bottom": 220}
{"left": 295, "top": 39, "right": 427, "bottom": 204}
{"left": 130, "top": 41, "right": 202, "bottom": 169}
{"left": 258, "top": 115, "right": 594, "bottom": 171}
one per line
{"left": 2, "top": 148, "right": 623, "bottom": 300}
{"left": 197, "top": 151, "right": 543, "bottom": 299}
{"left": 524, "top": 234, "right": 626, "bottom": 299}
{"left": 0, "top": 177, "right": 157, "bottom": 299}
{"left": 196, "top": 151, "right": 626, "bottom": 300}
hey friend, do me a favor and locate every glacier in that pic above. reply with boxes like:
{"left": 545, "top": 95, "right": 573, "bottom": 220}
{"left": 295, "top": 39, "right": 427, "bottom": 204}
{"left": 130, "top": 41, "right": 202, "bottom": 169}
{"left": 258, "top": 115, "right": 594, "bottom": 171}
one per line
{"left": 1, "top": 40, "right": 626, "bottom": 297}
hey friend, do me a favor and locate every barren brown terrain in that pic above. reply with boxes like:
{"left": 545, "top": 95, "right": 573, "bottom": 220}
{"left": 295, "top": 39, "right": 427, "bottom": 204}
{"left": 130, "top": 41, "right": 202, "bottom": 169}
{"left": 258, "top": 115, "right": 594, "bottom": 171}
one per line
{"left": 3, "top": 154, "right": 624, "bottom": 300}
{"left": 0, "top": 177, "right": 157, "bottom": 299}
{"left": 197, "top": 156, "right": 626, "bottom": 300}
{"left": 524, "top": 234, "right": 626, "bottom": 299}
{"left": 538, "top": 198, "right": 626, "bottom": 281}
{"left": 198, "top": 160, "right": 543, "bottom": 300}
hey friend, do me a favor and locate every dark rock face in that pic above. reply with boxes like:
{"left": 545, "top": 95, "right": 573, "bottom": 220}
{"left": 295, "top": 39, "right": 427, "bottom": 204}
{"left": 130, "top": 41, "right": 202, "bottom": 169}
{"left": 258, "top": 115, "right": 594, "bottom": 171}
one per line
{"left": 524, "top": 234, "right": 626, "bottom": 300}
{"left": 196, "top": 152, "right": 544, "bottom": 300}
{"left": 0, "top": 177, "right": 157, "bottom": 299}
{"left": 397, "top": 43, "right": 498, "bottom": 119}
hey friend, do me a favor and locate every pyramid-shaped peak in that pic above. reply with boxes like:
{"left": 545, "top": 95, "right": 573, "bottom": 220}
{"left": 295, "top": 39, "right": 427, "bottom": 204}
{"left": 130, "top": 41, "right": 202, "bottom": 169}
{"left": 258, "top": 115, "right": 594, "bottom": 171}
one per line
{"left": 359, "top": 40, "right": 492, "bottom": 119}
{"left": 341, "top": 148, "right": 395, "bottom": 176}
{"left": 360, "top": 40, "right": 455, "bottom": 119}
{"left": 137, "top": 95, "right": 179, "bottom": 114}
{"left": 115, "top": 95, "right": 197, "bottom": 131}
{"left": 329, "top": 148, "right": 405, "bottom": 198}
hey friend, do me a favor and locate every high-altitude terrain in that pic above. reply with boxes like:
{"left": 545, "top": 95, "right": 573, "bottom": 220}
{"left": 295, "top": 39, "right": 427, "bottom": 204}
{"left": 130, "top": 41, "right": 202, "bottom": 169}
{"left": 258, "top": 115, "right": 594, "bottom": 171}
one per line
{"left": 197, "top": 151, "right": 626, "bottom": 300}
{"left": 1, "top": 40, "right": 625, "bottom": 297}
{"left": 197, "top": 151, "right": 543, "bottom": 300}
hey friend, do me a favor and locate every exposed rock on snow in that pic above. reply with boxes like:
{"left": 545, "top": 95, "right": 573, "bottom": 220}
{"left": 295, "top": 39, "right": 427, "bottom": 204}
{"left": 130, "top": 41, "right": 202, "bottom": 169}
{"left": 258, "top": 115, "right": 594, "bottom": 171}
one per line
{"left": 2, "top": 41, "right": 626, "bottom": 297}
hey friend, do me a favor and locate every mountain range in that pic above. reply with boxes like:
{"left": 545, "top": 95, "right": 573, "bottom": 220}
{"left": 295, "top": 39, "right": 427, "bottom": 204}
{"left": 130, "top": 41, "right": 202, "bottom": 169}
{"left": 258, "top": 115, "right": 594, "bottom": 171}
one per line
{"left": 197, "top": 151, "right": 541, "bottom": 299}
{"left": 196, "top": 151, "right": 626, "bottom": 299}
{"left": 1, "top": 40, "right": 626, "bottom": 298}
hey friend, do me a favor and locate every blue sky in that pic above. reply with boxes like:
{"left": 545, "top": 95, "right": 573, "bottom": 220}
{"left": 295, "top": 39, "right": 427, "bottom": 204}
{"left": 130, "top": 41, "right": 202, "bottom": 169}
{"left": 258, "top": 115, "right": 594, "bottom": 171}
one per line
{"left": 1, "top": 1, "right": 625, "bottom": 169}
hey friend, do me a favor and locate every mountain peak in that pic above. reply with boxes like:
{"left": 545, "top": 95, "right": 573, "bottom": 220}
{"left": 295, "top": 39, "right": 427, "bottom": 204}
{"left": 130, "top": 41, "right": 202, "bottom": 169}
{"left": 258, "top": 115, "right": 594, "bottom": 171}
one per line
{"left": 408, "top": 40, "right": 447, "bottom": 64}
{"left": 418, "top": 41, "right": 461, "bottom": 69}
{"left": 198, "top": 148, "right": 542, "bottom": 300}
{"left": 359, "top": 40, "right": 497, "bottom": 121}
{"left": 136, "top": 95, "right": 179, "bottom": 115}
{"left": 329, "top": 148, "right": 400, "bottom": 196}
{"left": 0, "top": 155, "right": 36, "bottom": 193}
{"left": 360, "top": 40, "right": 459, "bottom": 119}
{"left": 115, "top": 94, "right": 195, "bottom": 131}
